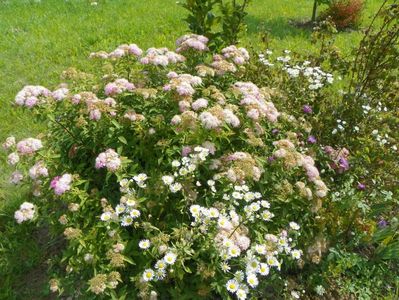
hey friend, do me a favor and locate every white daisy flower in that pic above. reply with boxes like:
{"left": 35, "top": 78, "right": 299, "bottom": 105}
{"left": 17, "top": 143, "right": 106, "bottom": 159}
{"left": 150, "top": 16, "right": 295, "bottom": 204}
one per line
{"left": 115, "top": 204, "right": 125, "bottom": 215}
{"left": 100, "top": 211, "right": 112, "bottom": 221}
{"left": 170, "top": 182, "right": 182, "bottom": 193}
{"left": 236, "top": 288, "right": 247, "bottom": 300}
{"left": 142, "top": 269, "right": 154, "bottom": 282}
{"left": 155, "top": 260, "right": 166, "bottom": 270}
{"left": 289, "top": 222, "right": 300, "bottom": 230}
{"left": 228, "top": 245, "right": 241, "bottom": 258}
{"left": 171, "top": 160, "right": 181, "bottom": 167}
{"left": 130, "top": 209, "right": 141, "bottom": 218}
{"left": 139, "top": 239, "right": 151, "bottom": 250}
{"left": 258, "top": 263, "right": 270, "bottom": 276}
{"left": 226, "top": 279, "right": 239, "bottom": 293}
{"left": 209, "top": 208, "right": 219, "bottom": 218}
{"left": 121, "top": 215, "right": 133, "bottom": 226}
{"left": 164, "top": 252, "right": 177, "bottom": 265}
{"left": 246, "top": 273, "right": 259, "bottom": 288}
{"left": 291, "top": 249, "right": 302, "bottom": 260}
{"left": 162, "top": 175, "right": 174, "bottom": 185}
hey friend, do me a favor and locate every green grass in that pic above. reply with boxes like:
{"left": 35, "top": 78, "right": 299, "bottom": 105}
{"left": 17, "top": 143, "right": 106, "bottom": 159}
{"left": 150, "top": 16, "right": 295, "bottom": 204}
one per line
{"left": 0, "top": 0, "right": 384, "bottom": 298}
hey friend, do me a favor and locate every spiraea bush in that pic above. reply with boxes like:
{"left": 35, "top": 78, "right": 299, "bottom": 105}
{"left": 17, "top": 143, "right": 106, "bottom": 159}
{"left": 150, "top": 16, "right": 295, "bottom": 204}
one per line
{"left": 3, "top": 34, "right": 332, "bottom": 299}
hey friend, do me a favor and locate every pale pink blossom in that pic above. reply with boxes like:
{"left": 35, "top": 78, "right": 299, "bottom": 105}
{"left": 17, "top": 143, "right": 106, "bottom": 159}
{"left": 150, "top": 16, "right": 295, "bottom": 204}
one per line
{"left": 51, "top": 174, "right": 72, "bottom": 195}
{"left": 95, "top": 149, "right": 121, "bottom": 172}
{"left": 16, "top": 138, "right": 43, "bottom": 155}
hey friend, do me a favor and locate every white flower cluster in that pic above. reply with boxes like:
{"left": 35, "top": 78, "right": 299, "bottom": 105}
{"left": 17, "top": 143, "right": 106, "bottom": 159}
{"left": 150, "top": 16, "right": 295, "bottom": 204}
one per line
{"left": 14, "top": 202, "right": 36, "bottom": 224}
{"left": 186, "top": 179, "right": 302, "bottom": 299}
{"left": 372, "top": 129, "right": 396, "bottom": 150}
{"left": 259, "top": 51, "right": 334, "bottom": 90}
{"left": 224, "top": 185, "right": 274, "bottom": 222}
{"left": 331, "top": 118, "right": 347, "bottom": 135}
{"left": 284, "top": 61, "right": 333, "bottom": 90}
{"left": 100, "top": 174, "right": 149, "bottom": 225}
{"left": 176, "top": 34, "right": 209, "bottom": 53}
{"left": 190, "top": 206, "right": 301, "bottom": 298}
{"left": 258, "top": 50, "right": 274, "bottom": 67}
{"left": 161, "top": 146, "right": 210, "bottom": 193}
{"left": 15, "top": 85, "right": 51, "bottom": 108}
{"left": 132, "top": 173, "right": 148, "bottom": 188}
{"left": 142, "top": 251, "right": 177, "bottom": 282}
{"left": 221, "top": 229, "right": 301, "bottom": 299}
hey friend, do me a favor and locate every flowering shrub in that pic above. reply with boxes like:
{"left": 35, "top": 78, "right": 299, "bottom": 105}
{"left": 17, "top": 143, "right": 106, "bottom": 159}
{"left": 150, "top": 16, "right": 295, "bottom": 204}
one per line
{"left": 2, "top": 33, "right": 336, "bottom": 299}
{"left": 321, "top": 0, "right": 364, "bottom": 30}
{"left": 3, "top": 3, "right": 398, "bottom": 297}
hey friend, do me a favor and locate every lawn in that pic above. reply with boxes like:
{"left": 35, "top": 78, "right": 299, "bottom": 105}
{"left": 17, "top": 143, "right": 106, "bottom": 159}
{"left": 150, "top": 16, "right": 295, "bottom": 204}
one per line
{"left": 0, "top": 0, "right": 386, "bottom": 298}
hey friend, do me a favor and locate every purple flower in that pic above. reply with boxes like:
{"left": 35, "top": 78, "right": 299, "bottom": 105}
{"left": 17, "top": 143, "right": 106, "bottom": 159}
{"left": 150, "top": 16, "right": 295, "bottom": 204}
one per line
{"left": 338, "top": 157, "right": 350, "bottom": 171}
{"left": 271, "top": 128, "right": 280, "bottom": 135}
{"left": 303, "top": 105, "right": 313, "bottom": 114}
{"left": 267, "top": 156, "right": 275, "bottom": 163}
{"left": 307, "top": 135, "right": 317, "bottom": 144}
{"left": 181, "top": 146, "right": 192, "bottom": 157}
{"left": 377, "top": 219, "right": 388, "bottom": 228}
{"left": 357, "top": 182, "right": 366, "bottom": 190}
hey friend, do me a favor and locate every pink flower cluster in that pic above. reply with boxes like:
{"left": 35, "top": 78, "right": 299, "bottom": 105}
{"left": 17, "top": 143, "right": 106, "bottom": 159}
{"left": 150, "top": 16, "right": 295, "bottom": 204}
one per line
{"left": 124, "top": 111, "right": 145, "bottom": 122}
{"left": 223, "top": 109, "right": 241, "bottom": 128}
{"left": 140, "top": 48, "right": 185, "bottom": 66}
{"left": 191, "top": 98, "right": 209, "bottom": 111}
{"left": 15, "top": 85, "right": 51, "bottom": 108}
{"left": 176, "top": 34, "right": 209, "bottom": 53}
{"left": 7, "top": 152, "right": 19, "bottom": 165}
{"left": 234, "top": 82, "right": 280, "bottom": 123}
{"left": 207, "top": 46, "right": 250, "bottom": 76}
{"left": 95, "top": 149, "right": 121, "bottom": 172}
{"left": 89, "top": 43, "right": 143, "bottom": 59}
{"left": 10, "top": 171, "right": 23, "bottom": 184}
{"left": 50, "top": 174, "right": 73, "bottom": 195}
{"left": 16, "top": 138, "right": 43, "bottom": 155}
{"left": 197, "top": 108, "right": 240, "bottom": 130}
{"left": 164, "top": 72, "right": 202, "bottom": 97}
{"left": 199, "top": 112, "right": 222, "bottom": 129}
{"left": 52, "top": 87, "right": 69, "bottom": 101}
{"left": 29, "top": 161, "right": 49, "bottom": 179}
{"left": 14, "top": 202, "right": 36, "bottom": 224}
{"left": 211, "top": 55, "right": 237, "bottom": 75}
{"left": 104, "top": 79, "right": 135, "bottom": 96}
{"left": 2, "top": 136, "right": 16, "bottom": 149}
{"left": 221, "top": 45, "right": 250, "bottom": 65}
{"left": 71, "top": 92, "right": 117, "bottom": 121}
{"left": 273, "top": 139, "right": 328, "bottom": 198}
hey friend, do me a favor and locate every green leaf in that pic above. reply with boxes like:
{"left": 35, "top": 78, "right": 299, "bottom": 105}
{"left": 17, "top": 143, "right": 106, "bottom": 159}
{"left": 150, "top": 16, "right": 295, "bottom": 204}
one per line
{"left": 118, "top": 136, "right": 128, "bottom": 145}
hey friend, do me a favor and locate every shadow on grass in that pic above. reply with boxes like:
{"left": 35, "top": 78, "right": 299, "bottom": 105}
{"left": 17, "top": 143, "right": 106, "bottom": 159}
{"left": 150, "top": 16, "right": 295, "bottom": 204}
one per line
{"left": 246, "top": 15, "right": 313, "bottom": 40}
